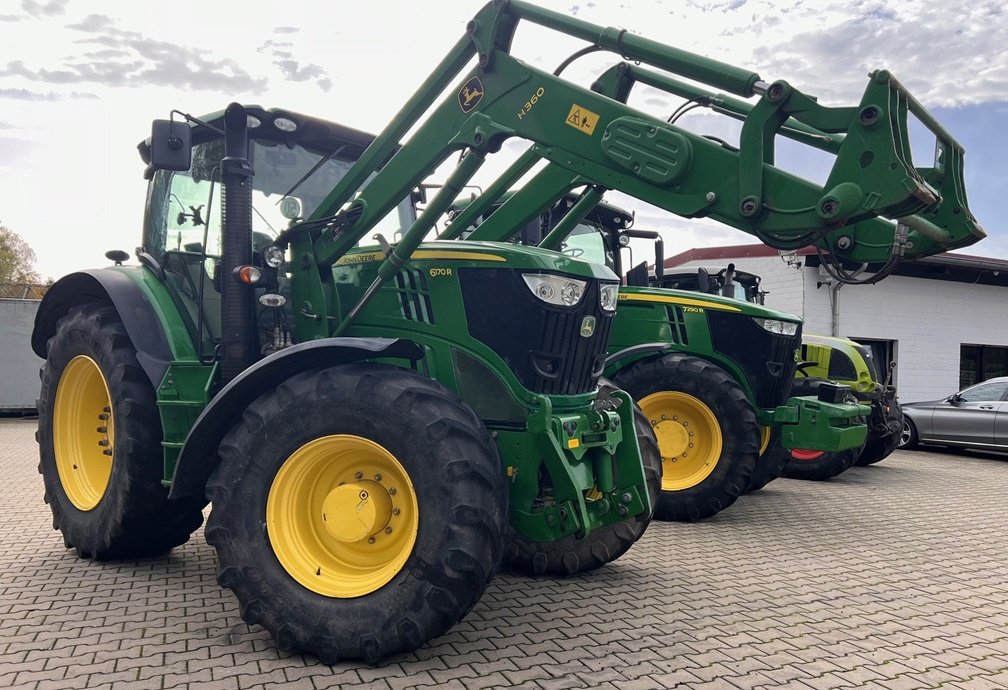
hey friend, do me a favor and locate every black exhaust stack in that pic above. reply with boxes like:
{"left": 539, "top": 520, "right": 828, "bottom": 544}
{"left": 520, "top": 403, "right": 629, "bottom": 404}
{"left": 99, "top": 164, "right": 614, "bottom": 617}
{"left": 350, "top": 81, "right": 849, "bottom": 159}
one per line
{"left": 219, "top": 103, "right": 256, "bottom": 383}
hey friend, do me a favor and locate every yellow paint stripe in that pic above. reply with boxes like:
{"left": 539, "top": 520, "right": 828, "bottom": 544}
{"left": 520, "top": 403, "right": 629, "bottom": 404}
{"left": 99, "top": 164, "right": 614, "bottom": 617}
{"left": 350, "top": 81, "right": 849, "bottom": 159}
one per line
{"left": 411, "top": 250, "right": 506, "bottom": 262}
{"left": 617, "top": 292, "right": 743, "bottom": 312}
{"left": 335, "top": 250, "right": 507, "bottom": 266}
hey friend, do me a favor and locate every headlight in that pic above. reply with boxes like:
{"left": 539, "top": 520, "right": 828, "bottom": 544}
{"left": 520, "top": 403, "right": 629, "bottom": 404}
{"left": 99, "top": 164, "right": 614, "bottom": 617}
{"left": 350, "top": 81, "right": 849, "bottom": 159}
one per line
{"left": 522, "top": 273, "right": 586, "bottom": 307}
{"left": 599, "top": 283, "right": 618, "bottom": 312}
{"left": 753, "top": 317, "right": 799, "bottom": 336}
{"left": 263, "top": 244, "right": 286, "bottom": 268}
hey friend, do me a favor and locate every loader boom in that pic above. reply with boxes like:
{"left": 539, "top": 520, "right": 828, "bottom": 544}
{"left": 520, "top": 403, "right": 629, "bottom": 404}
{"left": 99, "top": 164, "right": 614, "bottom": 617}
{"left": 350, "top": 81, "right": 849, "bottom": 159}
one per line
{"left": 280, "top": 0, "right": 982, "bottom": 322}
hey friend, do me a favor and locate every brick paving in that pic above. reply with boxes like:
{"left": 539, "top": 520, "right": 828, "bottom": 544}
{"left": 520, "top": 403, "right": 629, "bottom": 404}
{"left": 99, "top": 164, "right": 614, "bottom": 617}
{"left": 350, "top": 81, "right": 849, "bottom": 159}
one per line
{"left": 2, "top": 416, "right": 1007, "bottom": 689}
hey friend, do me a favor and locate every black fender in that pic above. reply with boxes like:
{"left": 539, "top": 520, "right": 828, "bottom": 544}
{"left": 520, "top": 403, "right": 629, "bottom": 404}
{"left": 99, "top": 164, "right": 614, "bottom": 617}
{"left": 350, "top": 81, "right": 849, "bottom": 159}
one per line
{"left": 31, "top": 270, "right": 174, "bottom": 389}
{"left": 168, "top": 337, "right": 424, "bottom": 499}
{"left": 605, "top": 342, "right": 672, "bottom": 369}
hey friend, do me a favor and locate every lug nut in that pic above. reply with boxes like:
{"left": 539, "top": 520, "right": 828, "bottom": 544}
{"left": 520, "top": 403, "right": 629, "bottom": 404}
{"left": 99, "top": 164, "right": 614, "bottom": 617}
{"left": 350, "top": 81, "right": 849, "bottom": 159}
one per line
{"left": 355, "top": 472, "right": 363, "bottom": 479}
{"left": 374, "top": 473, "right": 382, "bottom": 481}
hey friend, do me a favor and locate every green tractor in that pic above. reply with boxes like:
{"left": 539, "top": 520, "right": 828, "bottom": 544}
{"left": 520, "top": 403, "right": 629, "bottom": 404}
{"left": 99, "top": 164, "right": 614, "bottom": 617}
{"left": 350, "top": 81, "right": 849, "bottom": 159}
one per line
{"left": 446, "top": 194, "right": 869, "bottom": 520}
{"left": 31, "top": 0, "right": 981, "bottom": 663}
{"left": 662, "top": 266, "right": 903, "bottom": 484}
{"left": 33, "top": 109, "right": 659, "bottom": 664}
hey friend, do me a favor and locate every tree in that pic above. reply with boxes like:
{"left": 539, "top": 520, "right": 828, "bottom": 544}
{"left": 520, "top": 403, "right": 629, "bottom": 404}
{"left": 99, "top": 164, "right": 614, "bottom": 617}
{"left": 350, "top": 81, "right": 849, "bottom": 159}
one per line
{"left": 0, "top": 224, "right": 41, "bottom": 284}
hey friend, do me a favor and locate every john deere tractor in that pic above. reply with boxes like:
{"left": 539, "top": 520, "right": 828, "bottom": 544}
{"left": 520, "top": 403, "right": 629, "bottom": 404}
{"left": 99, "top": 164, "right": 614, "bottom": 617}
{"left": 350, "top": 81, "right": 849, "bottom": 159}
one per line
{"left": 32, "top": 0, "right": 982, "bottom": 663}
{"left": 662, "top": 266, "right": 904, "bottom": 484}
{"left": 445, "top": 194, "right": 868, "bottom": 520}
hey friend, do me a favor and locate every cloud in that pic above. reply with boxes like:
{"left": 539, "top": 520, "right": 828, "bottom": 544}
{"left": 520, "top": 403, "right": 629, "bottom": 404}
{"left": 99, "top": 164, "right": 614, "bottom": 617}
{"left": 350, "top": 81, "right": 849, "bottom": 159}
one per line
{"left": 0, "top": 87, "right": 97, "bottom": 101}
{"left": 257, "top": 38, "right": 333, "bottom": 93}
{"left": 21, "top": 0, "right": 68, "bottom": 18}
{"left": 274, "top": 26, "right": 299, "bottom": 35}
{"left": 746, "top": 1, "right": 1008, "bottom": 107}
{"left": 0, "top": 13, "right": 270, "bottom": 92}
{"left": 272, "top": 58, "right": 332, "bottom": 91}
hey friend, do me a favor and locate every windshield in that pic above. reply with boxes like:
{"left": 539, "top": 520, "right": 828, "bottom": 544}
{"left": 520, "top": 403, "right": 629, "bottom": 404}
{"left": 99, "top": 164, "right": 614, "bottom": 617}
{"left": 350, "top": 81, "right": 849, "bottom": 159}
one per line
{"left": 145, "top": 137, "right": 410, "bottom": 263}
{"left": 560, "top": 223, "right": 609, "bottom": 266}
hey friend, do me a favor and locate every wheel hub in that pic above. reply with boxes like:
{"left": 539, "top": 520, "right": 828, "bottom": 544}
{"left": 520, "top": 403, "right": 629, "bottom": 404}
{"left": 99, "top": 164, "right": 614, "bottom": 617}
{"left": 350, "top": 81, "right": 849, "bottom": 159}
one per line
{"left": 639, "top": 390, "right": 723, "bottom": 492}
{"left": 267, "top": 435, "right": 419, "bottom": 598}
{"left": 321, "top": 481, "right": 393, "bottom": 543}
{"left": 53, "top": 355, "right": 115, "bottom": 511}
{"left": 652, "top": 418, "right": 690, "bottom": 457}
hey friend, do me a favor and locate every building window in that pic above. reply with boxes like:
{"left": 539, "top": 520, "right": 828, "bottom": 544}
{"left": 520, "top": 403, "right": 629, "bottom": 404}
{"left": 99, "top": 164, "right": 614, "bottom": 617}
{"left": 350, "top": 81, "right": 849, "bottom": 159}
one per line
{"left": 960, "top": 344, "right": 1008, "bottom": 389}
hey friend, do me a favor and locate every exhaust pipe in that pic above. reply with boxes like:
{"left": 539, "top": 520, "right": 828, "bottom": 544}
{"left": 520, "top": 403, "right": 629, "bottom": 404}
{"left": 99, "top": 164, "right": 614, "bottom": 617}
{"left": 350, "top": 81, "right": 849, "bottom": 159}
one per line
{"left": 219, "top": 103, "right": 256, "bottom": 383}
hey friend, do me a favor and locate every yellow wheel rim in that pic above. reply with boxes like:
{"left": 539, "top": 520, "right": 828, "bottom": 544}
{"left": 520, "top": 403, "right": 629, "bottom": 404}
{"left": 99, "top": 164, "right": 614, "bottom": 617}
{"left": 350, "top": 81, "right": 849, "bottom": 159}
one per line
{"left": 758, "top": 426, "right": 772, "bottom": 455}
{"left": 53, "top": 355, "right": 114, "bottom": 511}
{"left": 266, "top": 435, "right": 419, "bottom": 598}
{"left": 640, "top": 391, "right": 722, "bottom": 491}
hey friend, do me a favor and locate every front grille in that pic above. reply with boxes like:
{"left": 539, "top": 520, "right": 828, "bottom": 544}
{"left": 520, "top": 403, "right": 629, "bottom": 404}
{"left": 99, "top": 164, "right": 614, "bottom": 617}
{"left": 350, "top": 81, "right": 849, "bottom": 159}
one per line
{"left": 458, "top": 268, "right": 614, "bottom": 395}
{"left": 666, "top": 305, "right": 688, "bottom": 345}
{"left": 393, "top": 268, "right": 435, "bottom": 324}
{"left": 707, "top": 311, "right": 801, "bottom": 408}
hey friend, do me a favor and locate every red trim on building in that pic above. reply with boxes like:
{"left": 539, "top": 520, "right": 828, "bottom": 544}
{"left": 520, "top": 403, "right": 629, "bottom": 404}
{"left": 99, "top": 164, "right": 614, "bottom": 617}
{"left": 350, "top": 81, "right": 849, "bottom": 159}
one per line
{"left": 663, "top": 244, "right": 815, "bottom": 269}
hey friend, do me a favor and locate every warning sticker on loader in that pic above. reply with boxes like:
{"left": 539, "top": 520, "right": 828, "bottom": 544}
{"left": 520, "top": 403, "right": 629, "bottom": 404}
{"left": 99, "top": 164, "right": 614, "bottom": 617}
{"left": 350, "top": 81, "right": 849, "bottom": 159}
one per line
{"left": 565, "top": 104, "right": 599, "bottom": 136}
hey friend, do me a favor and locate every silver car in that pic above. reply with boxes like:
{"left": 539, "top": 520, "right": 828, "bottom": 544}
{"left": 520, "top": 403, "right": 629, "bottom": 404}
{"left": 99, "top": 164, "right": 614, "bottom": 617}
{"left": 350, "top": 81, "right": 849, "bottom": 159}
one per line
{"left": 899, "top": 376, "right": 1008, "bottom": 452}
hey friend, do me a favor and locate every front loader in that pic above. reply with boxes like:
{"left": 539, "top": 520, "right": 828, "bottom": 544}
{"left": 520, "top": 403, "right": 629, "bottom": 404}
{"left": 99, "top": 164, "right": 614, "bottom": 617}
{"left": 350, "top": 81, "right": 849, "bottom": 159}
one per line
{"left": 31, "top": 0, "right": 982, "bottom": 664}
{"left": 438, "top": 43, "right": 981, "bottom": 511}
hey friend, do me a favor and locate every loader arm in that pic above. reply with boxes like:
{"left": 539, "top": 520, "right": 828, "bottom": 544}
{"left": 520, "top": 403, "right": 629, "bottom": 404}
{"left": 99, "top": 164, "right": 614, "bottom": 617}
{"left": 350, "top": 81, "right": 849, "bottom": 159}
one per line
{"left": 278, "top": 0, "right": 982, "bottom": 330}
{"left": 589, "top": 61, "right": 984, "bottom": 264}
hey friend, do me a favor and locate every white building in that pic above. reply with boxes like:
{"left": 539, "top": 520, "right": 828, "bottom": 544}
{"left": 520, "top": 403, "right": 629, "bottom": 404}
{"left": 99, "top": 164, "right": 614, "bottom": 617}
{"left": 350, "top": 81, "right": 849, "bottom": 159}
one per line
{"left": 663, "top": 245, "right": 1008, "bottom": 403}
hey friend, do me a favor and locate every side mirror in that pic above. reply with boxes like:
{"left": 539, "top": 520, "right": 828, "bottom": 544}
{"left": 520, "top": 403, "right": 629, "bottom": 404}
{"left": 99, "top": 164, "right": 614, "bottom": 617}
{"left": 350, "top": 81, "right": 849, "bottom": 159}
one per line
{"left": 948, "top": 393, "right": 962, "bottom": 404}
{"left": 149, "top": 119, "right": 192, "bottom": 172}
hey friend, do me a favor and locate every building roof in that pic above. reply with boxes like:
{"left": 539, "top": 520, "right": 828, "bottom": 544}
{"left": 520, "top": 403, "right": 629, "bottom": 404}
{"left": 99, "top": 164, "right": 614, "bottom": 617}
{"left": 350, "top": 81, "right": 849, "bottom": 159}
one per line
{"left": 663, "top": 244, "right": 1008, "bottom": 288}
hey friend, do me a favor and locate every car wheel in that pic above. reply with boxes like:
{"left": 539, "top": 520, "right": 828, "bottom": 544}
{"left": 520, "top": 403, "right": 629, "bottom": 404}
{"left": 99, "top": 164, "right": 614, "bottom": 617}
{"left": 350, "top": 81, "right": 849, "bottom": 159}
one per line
{"left": 898, "top": 418, "right": 919, "bottom": 450}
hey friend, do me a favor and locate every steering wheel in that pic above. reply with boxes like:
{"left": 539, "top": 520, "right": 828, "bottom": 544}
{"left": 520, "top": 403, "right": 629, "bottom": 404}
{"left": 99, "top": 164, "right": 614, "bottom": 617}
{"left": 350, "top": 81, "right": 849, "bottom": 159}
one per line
{"left": 562, "top": 247, "right": 585, "bottom": 258}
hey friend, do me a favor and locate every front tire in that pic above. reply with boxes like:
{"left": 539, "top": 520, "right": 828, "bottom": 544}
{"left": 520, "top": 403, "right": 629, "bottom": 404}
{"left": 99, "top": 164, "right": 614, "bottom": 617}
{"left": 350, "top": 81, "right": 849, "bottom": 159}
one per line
{"left": 613, "top": 354, "right": 759, "bottom": 521}
{"left": 37, "top": 302, "right": 205, "bottom": 559}
{"left": 502, "top": 393, "right": 661, "bottom": 576}
{"left": 745, "top": 426, "right": 787, "bottom": 492}
{"left": 204, "top": 363, "right": 507, "bottom": 663}
{"left": 856, "top": 398, "right": 904, "bottom": 465}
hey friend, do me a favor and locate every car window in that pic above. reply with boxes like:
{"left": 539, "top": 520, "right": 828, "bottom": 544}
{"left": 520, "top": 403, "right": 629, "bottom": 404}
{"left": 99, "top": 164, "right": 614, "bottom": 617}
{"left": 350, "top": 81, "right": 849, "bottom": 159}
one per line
{"left": 958, "top": 381, "right": 1008, "bottom": 402}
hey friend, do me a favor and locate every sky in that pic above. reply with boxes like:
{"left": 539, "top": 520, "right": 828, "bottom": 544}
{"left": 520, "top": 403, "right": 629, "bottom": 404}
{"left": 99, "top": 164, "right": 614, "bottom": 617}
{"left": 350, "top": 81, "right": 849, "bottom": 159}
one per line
{"left": 1, "top": 0, "right": 1006, "bottom": 281}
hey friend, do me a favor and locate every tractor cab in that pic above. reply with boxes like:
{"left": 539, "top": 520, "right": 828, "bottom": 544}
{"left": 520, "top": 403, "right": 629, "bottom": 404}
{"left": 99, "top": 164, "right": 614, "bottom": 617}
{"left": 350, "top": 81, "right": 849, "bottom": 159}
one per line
{"left": 656, "top": 265, "right": 766, "bottom": 305}
{"left": 138, "top": 106, "right": 414, "bottom": 358}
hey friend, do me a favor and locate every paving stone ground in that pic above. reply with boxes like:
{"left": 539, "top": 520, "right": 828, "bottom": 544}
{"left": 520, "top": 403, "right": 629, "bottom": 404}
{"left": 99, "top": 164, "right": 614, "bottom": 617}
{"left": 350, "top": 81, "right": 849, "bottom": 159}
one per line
{"left": 2, "top": 416, "right": 1007, "bottom": 689}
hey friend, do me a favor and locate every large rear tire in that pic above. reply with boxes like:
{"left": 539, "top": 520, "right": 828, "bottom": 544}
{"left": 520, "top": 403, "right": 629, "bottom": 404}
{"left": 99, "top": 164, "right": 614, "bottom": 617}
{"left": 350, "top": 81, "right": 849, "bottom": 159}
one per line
{"left": 613, "top": 354, "right": 759, "bottom": 521}
{"left": 502, "top": 393, "right": 661, "bottom": 576}
{"left": 37, "top": 302, "right": 205, "bottom": 559}
{"left": 204, "top": 363, "right": 507, "bottom": 663}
